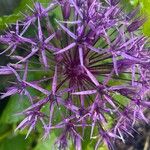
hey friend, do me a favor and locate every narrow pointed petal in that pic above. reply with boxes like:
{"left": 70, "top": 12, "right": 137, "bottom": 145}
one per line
{"left": 23, "top": 81, "right": 50, "bottom": 95}
{"left": 131, "top": 65, "right": 135, "bottom": 86}
{"left": 9, "top": 63, "right": 23, "bottom": 69}
{"left": 25, "top": 97, "right": 49, "bottom": 111}
{"left": 75, "top": 136, "right": 82, "bottom": 150}
{"left": 18, "top": 35, "right": 36, "bottom": 45}
{"left": 41, "top": 49, "right": 48, "bottom": 68}
{"left": 49, "top": 102, "right": 54, "bottom": 127}
{"left": 38, "top": 17, "right": 43, "bottom": 42}
{"left": 70, "top": 0, "right": 83, "bottom": 19}
{"left": 15, "top": 117, "right": 29, "bottom": 132}
{"left": 103, "top": 94, "right": 117, "bottom": 108}
{"left": 142, "top": 101, "right": 150, "bottom": 107}
{"left": 119, "top": 37, "right": 137, "bottom": 48}
{"left": 118, "top": 52, "right": 144, "bottom": 62}
{"left": 108, "top": 85, "right": 134, "bottom": 91}
{"left": 24, "top": 90, "right": 33, "bottom": 104}
{"left": 112, "top": 55, "right": 118, "bottom": 76}
{"left": 17, "top": 48, "right": 39, "bottom": 63}
{"left": 20, "top": 21, "right": 32, "bottom": 36}
{"left": 10, "top": 55, "right": 24, "bottom": 61}
{"left": 0, "top": 45, "right": 13, "bottom": 55}
{"left": 90, "top": 115, "right": 96, "bottom": 138}
{"left": 52, "top": 66, "right": 57, "bottom": 95}
{"left": 23, "top": 62, "right": 29, "bottom": 81}
{"left": 95, "top": 139, "right": 101, "bottom": 150}
{"left": 56, "top": 20, "right": 77, "bottom": 39}
{"left": 7, "top": 65, "right": 21, "bottom": 82}
{"left": 72, "top": 128, "right": 83, "bottom": 140}
{"left": 79, "top": 47, "right": 84, "bottom": 66}
{"left": 54, "top": 42, "right": 76, "bottom": 54}
{"left": 83, "top": 66, "right": 100, "bottom": 86}
{"left": 16, "top": 21, "right": 19, "bottom": 34}
{"left": 107, "top": 132, "right": 120, "bottom": 139}
{"left": 8, "top": 45, "right": 17, "bottom": 56}
{"left": 44, "top": 33, "right": 55, "bottom": 44}
{"left": 58, "top": 20, "right": 81, "bottom": 24}
{"left": 139, "top": 110, "right": 148, "bottom": 123}
{"left": 0, "top": 66, "right": 13, "bottom": 75}
{"left": 25, "top": 122, "right": 35, "bottom": 139}
{"left": 85, "top": 43, "right": 106, "bottom": 54}
{"left": 0, "top": 87, "right": 18, "bottom": 99}
{"left": 72, "top": 90, "right": 97, "bottom": 95}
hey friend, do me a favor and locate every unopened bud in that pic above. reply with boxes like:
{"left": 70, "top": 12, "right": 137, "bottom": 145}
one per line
{"left": 62, "top": 2, "right": 71, "bottom": 20}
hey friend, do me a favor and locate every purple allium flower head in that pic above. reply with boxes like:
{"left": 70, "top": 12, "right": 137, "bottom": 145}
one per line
{"left": 0, "top": 0, "right": 150, "bottom": 149}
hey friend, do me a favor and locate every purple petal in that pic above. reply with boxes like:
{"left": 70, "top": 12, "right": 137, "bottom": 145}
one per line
{"left": 10, "top": 55, "right": 24, "bottom": 61}
{"left": 75, "top": 136, "right": 82, "bottom": 150}
{"left": 131, "top": 65, "right": 136, "bottom": 86}
{"left": 119, "top": 37, "right": 137, "bottom": 49}
{"left": 1, "top": 87, "right": 18, "bottom": 99}
{"left": 0, "top": 66, "right": 13, "bottom": 75}
{"left": 118, "top": 52, "right": 144, "bottom": 62}
{"left": 38, "top": 17, "right": 43, "bottom": 42}
{"left": 54, "top": 42, "right": 76, "bottom": 54}
{"left": 70, "top": 0, "right": 83, "bottom": 19}
{"left": 0, "top": 45, "right": 13, "bottom": 55}
{"left": 83, "top": 66, "right": 100, "bottom": 86}
{"left": 23, "top": 62, "right": 29, "bottom": 81}
{"left": 112, "top": 55, "right": 118, "bottom": 76}
{"left": 72, "top": 90, "right": 97, "bottom": 95}
{"left": 24, "top": 90, "right": 33, "bottom": 104}
{"left": 49, "top": 102, "right": 55, "bottom": 127}
{"left": 18, "top": 35, "right": 36, "bottom": 45}
{"left": 25, "top": 125, "right": 34, "bottom": 139}
{"left": 108, "top": 85, "right": 134, "bottom": 91}
{"left": 52, "top": 66, "right": 57, "bottom": 95}
{"left": 20, "top": 21, "right": 32, "bottom": 36}
{"left": 9, "top": 63, "right": 23, "bottom": 69}
{"left": 15, "top": 117, "right": 29, "bottom": 132}
{"left": 85, "top": 43, "right": 107, "bottom": 54}
{"left": 58, "top": 20, "right": 81, "bottom": 24}
{"left": 79, "top": 47, "right": 84, "bottom": 66}
{"left": 44, "top": 33, "right": 55, "bottom": 44}
{"left": 56, "top": 20, "right": 77, "bottom": 39}
{"left": 17, "top": 47, "right": 39, "bottom": 63}
{"left": 103, "top": 94, "right": 117, "bottom": 108}
{"left": 23, "top": 81, "right": 50, "bottom": 95}
{"left": 7, "top": 65, "right": 21, "bottom": 82}
{"left": 8, "top": 45, "right": 17, "bottom": 56}
{"left": 25, "top": 97, "right": 49, "bottom": 111}
{"left": 41, "top": 49, "right": 49, "bottom": 68}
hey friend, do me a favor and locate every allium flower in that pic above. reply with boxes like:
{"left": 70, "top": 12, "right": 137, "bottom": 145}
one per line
{"left": 0, "top": 0, "right": 150, "bottom": 149}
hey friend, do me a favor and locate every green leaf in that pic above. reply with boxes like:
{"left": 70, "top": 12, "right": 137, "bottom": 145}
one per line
{"left": 140, "top": 0, "right": 150, "bottom": 36}
{"left": 0, "top": 0, "right": 52, "bottom": 30}
{"left": 0, "top": 94, "right": 30, "bottom": 124}
{"left": 34, "top": 132, "right": 56, "bottom": 150}
{"left": 0, "top": 134, "right": 30, "bottom": 150}
{"left": 0, "top": 0, "right": 21, "bottom": 16}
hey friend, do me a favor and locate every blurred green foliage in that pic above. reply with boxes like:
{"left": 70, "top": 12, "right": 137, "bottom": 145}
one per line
{"left": 140, "top": 0, "right": 150, "bottom": 36}
{"left": 129, "top": 0, "right": 150, "bottom": 36}
{"left": 0, "top": 0, "right": 50, "bottom": 29}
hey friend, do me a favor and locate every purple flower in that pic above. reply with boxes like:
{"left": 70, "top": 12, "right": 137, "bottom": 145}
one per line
{"left": 0, "top": 0, "right": 150, "bottom": 149}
